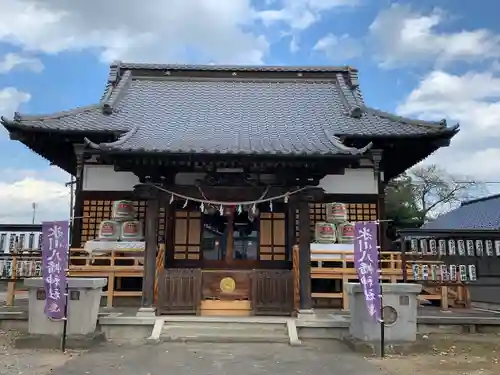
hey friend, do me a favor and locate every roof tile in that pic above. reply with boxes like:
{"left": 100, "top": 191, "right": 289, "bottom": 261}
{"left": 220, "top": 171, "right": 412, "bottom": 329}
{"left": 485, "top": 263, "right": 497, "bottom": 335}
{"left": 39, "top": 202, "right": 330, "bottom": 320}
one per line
{"left": 2, "top": 63, "right": 458, "bottom": 155}
{"left": 422, "top": 195, "right": 500, "bottom": 230}
{"left": 101, "top": 76, "right": 452, "bottom": 154}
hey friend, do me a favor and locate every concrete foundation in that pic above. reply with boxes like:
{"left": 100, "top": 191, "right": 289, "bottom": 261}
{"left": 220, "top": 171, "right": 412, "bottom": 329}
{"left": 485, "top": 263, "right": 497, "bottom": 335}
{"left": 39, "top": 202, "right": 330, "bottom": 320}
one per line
{"left": 347, "top": 283, "right": 422, "bottom": 343}
{"left": 24, "top": 277, "right": 107, "bottom": 336}
{"left": 136, "top": 307, "right": 156, "bottom": 317}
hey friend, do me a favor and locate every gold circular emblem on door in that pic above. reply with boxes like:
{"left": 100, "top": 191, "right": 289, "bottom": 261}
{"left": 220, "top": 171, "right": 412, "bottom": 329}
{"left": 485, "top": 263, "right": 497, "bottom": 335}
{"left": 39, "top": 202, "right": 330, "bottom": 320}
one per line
{"left": 220, "top": 277, "right": 236, "bottom": 293}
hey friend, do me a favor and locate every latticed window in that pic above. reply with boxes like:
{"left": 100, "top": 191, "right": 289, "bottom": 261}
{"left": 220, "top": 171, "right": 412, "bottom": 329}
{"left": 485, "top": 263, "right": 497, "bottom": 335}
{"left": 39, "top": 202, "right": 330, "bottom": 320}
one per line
{"left": 80, "top": 199, "right": 167, "bottom": 245}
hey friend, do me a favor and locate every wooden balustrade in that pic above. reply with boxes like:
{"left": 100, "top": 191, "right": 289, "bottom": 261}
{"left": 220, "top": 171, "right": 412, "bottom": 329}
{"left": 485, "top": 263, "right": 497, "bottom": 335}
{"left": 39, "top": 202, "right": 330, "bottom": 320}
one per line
{"left": 68, "top": 247, "right": 147, "bottom": 308}
{"left": 2, "top": 246, "right": 166, "bottom": 308}
{"left": 293, "top": 245, "right": 470, "bottom": 311}
{"left": 3, "top": 245, "right": 469, "bottom": 311}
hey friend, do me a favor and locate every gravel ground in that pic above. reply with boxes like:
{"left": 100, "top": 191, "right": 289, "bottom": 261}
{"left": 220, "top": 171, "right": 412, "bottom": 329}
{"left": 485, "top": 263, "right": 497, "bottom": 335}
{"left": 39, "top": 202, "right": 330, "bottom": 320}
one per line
{"left": 48, "top": 340, "right": 384, "bottom": 375}
{"left": 2, "top": 329, "right": 499, "bottom": 375}
{"left": 368, "top": 334, "right": 500, "bottom": 375}
{"left": 0, "top": 330, "right": 82, "bottom": 375}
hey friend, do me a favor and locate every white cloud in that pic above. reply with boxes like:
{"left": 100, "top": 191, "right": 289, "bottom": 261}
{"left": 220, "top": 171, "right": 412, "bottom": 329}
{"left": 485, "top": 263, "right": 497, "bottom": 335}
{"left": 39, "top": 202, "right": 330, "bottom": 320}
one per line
{"left": 289, "top": 35, "right": 299, "bottom": 53}
{"left": 258, "top": 0, "right": 360, "bottom": 30}
{"left": 0, "top": 167, "right": 71, "bottom": 223}
{"left": 369, "top": 4, "right": 500, "bottom": 68}
{"left": 0, "top": 0, "right": 269, "bottom": 64}
{"left": 397, "top": 70, "right": 500, "bottom": 182}
{"left": 0, "top": 87, "right": 30, "bottom": 117}
{"left": 0, "top": 52, "right": 43, "bottom": 73}
{"left": 313, "top": 33, "right": 362, "bottom": 61}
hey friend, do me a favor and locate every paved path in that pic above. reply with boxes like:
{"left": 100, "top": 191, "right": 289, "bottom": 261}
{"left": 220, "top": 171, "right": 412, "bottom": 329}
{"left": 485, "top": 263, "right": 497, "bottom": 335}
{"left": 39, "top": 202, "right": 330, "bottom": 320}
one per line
{"left": 51, "top": 341, "right": 384, "bottom": 375}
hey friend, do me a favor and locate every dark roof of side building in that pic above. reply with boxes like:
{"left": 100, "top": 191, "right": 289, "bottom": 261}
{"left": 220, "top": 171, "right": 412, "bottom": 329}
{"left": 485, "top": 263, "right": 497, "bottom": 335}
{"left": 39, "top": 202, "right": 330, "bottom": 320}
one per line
{"left": 422, "top": 194, "right": 500, "bottom": 230}
{"left": 1, "top": 62, "right": 459, "bottom": 156}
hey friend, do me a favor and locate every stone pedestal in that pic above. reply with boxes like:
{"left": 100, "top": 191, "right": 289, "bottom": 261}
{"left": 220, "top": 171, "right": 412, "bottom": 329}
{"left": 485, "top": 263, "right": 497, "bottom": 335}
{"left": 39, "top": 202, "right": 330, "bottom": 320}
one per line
{"left": 24, "top": 277, "right": 107, "bottom": 336}
{"left": 347, "top": 283, "right": 422, "bottom": 342}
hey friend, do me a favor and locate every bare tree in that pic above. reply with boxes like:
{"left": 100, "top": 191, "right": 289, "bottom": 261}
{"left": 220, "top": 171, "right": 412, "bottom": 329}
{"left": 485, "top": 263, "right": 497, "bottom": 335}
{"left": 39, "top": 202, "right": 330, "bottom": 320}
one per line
{"left": 409, "top": 165, "right": 487, "bottom": 221}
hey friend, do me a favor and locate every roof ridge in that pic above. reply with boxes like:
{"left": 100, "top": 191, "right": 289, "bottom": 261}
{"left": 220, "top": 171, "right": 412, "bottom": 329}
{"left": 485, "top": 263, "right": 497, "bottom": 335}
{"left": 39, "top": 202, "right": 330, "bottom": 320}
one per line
{"left": 113, "top": 61, "right": 357, "bottom": 73}
{"left": 102, "top": 70, "right": 132, "bottom": 114}
{"left": 335, "top": 72, "right": 365, "bottom": 119}
{"left": 461, "top": 194, "right": 500, "bottom": 207}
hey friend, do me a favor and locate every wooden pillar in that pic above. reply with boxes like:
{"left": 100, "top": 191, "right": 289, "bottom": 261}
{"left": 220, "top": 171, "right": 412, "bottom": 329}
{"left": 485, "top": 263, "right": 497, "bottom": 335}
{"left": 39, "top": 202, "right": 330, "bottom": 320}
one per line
{"left": 71, "top": 144, "right": 85, "bottom": 248}
{"left": 372, "top": 150, "right": 386, "bottom": 250}
{"left": 286, "top": 202, "right": 297, "bottom": 260}
{"left": 133, "top": 183, "right": 160, "bottom": 315}
{"left": 298, "top": 200, "right": 312, "bottom": 311}
{"left": 165, "top": 201, "right": 175, "bottom": 267}
{"left": 141, "top": 198, "right": 159, "bottom": 310}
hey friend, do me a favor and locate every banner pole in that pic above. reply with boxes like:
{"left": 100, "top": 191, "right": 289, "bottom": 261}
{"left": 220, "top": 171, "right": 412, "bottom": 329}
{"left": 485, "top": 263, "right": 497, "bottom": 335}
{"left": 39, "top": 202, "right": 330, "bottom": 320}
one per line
{"left": 377, "top": 221, "right": 385, "bottom": 358}
{"left": 61, "top": 178, "right": 75, "bottom": 352}
{"left": 61, "top": 277, "right": 69, "bottom": 352}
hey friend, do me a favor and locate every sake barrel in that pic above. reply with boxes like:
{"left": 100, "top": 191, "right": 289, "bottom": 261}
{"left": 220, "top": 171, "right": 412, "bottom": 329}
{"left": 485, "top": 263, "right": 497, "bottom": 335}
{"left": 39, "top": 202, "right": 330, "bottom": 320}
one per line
{"left": 326, "top": 202, "right": 348, "bottom": 223}
{"left": 315, "top": 222, "right": 337, "bottom": 244}
{"left": 111, "top": 200, "right": 136, "bottom": 221}
{"left": 97, "top": 220, "right": 120, "bottom": 241}
{"left": 337, "top": 222, "right": 355, "bottom": 244}
{"left": 120, "top": 220, "right": 144, "bottom": 241}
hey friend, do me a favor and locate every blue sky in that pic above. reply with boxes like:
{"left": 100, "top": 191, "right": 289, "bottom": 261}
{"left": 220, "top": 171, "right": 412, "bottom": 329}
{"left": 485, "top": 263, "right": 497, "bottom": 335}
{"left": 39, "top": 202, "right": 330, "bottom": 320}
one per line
{"left": 0, "top": 0, "right": 499, "bottom": 222}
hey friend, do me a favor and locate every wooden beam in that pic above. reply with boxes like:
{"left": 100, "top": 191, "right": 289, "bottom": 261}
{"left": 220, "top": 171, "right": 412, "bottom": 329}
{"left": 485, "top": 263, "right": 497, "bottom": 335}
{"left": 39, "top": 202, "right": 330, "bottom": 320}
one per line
{"left": 110, "top": 153, "right": 353, "bottom": 175}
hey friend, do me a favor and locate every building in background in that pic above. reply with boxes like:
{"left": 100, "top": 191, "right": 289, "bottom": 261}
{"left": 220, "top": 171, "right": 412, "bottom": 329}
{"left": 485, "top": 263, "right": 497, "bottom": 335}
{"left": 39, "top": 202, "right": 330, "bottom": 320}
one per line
{"left": 0, "top": 224, "right": 42, "bottom": 253}
{"left": 423, "top": 194, "right": 500, "bottom": 310}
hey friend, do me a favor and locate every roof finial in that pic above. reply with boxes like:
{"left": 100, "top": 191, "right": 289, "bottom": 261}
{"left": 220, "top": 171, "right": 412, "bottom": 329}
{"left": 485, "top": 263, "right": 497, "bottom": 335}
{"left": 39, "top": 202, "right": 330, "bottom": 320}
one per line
{"left": 349, "top": 106, "right": 363, "bottom": 118}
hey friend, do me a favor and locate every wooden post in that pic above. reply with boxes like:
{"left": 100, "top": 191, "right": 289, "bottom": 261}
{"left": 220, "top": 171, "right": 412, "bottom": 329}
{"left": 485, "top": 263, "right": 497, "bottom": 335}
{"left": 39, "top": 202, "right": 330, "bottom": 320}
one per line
{"left": 165, "top": 202, "right": 175, "bottom": 267}
{"left": 140, "top": 197, "right": 159, "bottom": 314}
{"left": 298, "top": 200, "right": 312, "bottom": 312}
{"left": 286, "top": 202, "right": 297, "bottom": 261}
{"left": 71, "top": 144, "right": 85, "bottom": 248}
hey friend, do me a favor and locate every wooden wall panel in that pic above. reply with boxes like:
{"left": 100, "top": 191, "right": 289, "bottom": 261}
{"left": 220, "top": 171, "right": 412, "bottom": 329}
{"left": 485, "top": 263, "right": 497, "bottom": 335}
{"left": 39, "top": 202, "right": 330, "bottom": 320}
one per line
{"left": 158, "top": 268, "right": 202, "bottom": 314}
{"left": 174, "top": 211, "right": 201, "bottom": 260}
{"left": 259, "top": 212, "right": 286, "bottom": 260}
{"left": 252, "top": 269, "right": 293, "bottom": 315}
{"left": 80, "top": 198, "right": 167, "bottom": 245}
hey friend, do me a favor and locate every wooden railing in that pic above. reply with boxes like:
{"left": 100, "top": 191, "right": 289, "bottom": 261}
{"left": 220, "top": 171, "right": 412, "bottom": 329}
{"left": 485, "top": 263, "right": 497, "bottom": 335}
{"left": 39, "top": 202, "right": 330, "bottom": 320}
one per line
{"left": 68, "top": 248, "right": 145, "bottom": 308}
{"left": 2, "top": 246, "right": 166, "bottom": 308}
{"left": 293, "top": 245, "right": 470, "bottom": 311}
{"left": 68, "top": 246, "right": 167, "bottom": 308}
{"left": 4, "top": 245, "right": 469, "bottom": 311}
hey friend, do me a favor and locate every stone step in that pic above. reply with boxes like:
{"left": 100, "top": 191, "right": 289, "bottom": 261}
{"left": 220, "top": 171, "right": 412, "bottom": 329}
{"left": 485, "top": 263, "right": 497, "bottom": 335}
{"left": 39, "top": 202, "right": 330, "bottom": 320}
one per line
{"left": 160, "top": 323, "right": 289, "bottom": 343}
{"left": 163, "top": 322, "right": 286, "bottom": 331}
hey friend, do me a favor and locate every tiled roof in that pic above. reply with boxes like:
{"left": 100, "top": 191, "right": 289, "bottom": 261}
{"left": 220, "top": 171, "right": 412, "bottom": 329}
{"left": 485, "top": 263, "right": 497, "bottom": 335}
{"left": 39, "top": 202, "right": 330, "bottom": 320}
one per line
{"left": 1, "top": 105, "right": 128, "bottom": 133}
{"left": 422, "top": 195, "right": 500, "bottom": 230}
{"left": 1, "top": 62, "right": 459, "bottom": 155}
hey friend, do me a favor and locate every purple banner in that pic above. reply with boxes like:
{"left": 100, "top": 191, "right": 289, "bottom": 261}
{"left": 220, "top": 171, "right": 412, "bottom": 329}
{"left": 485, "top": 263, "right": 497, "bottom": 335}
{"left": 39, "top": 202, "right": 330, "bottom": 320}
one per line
{"left": 42, "top": 221, "right": 69, "bottom": 320}
{"left": 354, "top": 222, "right": 381, "bottom": 322}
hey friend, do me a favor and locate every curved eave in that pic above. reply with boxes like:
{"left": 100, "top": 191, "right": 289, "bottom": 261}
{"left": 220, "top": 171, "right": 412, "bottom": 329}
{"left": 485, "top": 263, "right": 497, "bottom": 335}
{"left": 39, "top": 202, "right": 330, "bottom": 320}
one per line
{"left": 340, "top": 123, "right": 460, "bottom": 139}
{"left": 1, "top": 117, "right": 126, "bottom": 139}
